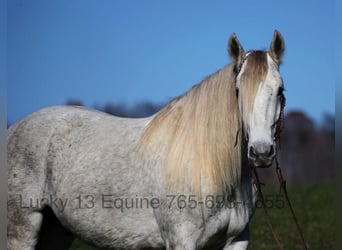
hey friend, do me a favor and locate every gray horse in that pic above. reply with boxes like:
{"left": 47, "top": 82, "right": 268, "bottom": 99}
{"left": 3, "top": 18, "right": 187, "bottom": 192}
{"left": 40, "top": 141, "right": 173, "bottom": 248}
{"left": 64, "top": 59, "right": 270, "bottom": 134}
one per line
{"left": 8, "top": 31, "right": 285, "bottom": 250}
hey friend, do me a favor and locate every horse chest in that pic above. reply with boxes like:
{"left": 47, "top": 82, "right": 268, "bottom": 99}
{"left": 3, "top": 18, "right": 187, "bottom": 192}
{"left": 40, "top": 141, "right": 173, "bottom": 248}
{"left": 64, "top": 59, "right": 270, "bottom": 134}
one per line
{"left": 192, "top": 182, "right": 257, "bottom": 248}
{"left": 199, "top": 203, "right": 253, "bottom": 247}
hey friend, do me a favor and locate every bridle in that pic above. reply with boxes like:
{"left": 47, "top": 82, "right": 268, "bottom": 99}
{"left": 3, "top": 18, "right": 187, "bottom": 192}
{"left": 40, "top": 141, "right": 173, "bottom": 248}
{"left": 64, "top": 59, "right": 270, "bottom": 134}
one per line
{"left": 234, "top": 55, "right": 308, "bottom": 250}
{"left": 274, "top": 91, "right": 286, "bottom": 142}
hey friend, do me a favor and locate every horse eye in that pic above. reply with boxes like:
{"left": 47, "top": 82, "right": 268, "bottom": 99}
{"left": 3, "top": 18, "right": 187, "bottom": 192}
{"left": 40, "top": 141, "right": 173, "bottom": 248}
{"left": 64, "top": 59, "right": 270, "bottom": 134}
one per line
{"left": 235, "top": 88, "right": 239, "bottom": 97}
{"left": 277, "top": 87, "right": 284, "bottom": 97}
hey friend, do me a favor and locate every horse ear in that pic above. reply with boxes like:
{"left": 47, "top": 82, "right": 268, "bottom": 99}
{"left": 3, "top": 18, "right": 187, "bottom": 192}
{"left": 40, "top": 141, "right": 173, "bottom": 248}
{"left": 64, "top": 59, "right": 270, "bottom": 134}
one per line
{"left": 269, "top": 30, "right": 285, "bottom": 64}
{"left": 228, "top": 33, "right": 245, "bottom": 65}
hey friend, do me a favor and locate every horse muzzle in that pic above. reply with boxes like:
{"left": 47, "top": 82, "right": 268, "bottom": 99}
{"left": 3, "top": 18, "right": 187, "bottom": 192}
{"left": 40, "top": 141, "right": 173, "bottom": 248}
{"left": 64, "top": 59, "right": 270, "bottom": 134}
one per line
{"left": 248, "top": 142, "right": 275, "bottom": 167}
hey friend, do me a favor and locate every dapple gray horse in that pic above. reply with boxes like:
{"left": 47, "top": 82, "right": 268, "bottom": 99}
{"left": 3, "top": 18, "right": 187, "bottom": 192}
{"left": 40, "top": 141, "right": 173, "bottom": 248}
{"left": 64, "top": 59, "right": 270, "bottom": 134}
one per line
{"left": 8, "top": 31, "right": 285, "bottom": 250}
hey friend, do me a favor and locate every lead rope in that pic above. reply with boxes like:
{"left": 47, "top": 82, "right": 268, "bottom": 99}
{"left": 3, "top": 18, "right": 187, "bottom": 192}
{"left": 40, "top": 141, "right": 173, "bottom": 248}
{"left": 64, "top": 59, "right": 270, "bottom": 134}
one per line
{"left": 251, "top": 166, "right": 283, "bottom": 250}
{"left": 274, "top": 156, "right": 308, "bottom": 250}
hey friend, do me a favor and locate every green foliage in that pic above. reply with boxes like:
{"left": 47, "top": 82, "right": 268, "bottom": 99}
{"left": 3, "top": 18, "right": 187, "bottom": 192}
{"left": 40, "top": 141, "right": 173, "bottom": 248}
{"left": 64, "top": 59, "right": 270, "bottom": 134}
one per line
{"left": 70, "top": 184, "right": 335, "bottom": 250}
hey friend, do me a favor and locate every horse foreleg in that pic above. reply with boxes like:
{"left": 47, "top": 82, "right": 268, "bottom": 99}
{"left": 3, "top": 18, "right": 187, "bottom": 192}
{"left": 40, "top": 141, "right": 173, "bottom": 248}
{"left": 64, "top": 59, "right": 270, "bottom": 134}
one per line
{"left": 35, "top": 207, "right": 75, "bottom": 250}
{"left": 165, "top": 242, "right": 196, "bottom": 250}
{"left": 7, "top": 209, "right": 43, "bottom": 250}
{"left": 163, "top": 226, "right": 198, "bottom": 250}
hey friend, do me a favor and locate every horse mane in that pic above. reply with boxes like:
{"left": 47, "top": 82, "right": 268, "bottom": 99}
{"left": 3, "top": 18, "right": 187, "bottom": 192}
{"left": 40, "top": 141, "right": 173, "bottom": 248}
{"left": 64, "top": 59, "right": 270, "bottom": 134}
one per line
{"left": 136, "top": 51, "right": 268, "bottom": 195}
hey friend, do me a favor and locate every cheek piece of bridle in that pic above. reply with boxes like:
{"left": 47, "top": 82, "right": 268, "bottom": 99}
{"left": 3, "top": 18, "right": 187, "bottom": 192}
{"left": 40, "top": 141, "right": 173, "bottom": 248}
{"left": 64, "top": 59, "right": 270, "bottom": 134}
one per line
{"left": 234, "top": 64, "right": 308, "bottom": 250}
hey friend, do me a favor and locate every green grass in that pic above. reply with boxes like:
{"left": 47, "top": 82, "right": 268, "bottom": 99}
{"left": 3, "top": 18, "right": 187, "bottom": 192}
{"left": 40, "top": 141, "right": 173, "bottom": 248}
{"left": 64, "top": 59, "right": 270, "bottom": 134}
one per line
{"left": 71, "top": 241, "right": 97, "bottom": 250}
{"left": 70, "top": 184, "right": 335, "bottom": 250}
{"left": 249, "top": 184, "right": 335, "bottom": 250}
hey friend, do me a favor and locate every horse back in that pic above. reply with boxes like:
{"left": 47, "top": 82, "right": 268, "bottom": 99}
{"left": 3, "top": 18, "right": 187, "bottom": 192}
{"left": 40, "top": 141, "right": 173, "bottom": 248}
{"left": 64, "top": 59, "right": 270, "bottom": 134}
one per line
{"left": 7, "top": 105, "right": 151, "bottom": 199}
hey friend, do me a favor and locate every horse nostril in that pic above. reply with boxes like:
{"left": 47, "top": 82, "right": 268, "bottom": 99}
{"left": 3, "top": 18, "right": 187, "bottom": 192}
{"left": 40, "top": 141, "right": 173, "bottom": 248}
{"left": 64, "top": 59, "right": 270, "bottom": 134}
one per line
{"left": 249, "top": 143, "right": 275, "bottom": 166}
{"left": 249, "top": 146, "right": 257, "bottom": 158}
{"left": 268, "top": 145, "right": 275, "bottom": 157}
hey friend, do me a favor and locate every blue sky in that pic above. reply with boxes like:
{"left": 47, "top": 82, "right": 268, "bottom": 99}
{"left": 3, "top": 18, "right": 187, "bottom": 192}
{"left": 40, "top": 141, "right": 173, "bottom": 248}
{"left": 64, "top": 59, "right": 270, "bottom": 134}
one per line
{"left": 7, "top": 0, "right": 335, "bottom": 124}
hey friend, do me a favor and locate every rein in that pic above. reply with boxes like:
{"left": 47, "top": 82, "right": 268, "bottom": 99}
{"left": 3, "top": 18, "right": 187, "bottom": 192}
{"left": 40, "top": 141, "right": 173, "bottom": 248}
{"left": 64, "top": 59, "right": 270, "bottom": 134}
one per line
{"left": 251, "top": 166, "right": 283, "bottom": 249}
{"left": 251, "top": 152, "right": 308, "bottom": 250}
{"left": 274, "top": 156, "right": 308, "bottom": 250}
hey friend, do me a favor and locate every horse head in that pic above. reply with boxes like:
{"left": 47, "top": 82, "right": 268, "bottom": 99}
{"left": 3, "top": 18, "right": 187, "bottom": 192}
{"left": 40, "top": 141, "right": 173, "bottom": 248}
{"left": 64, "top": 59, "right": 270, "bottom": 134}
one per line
{"left": 228, "top": 30, "right": 286, "bottom": 167}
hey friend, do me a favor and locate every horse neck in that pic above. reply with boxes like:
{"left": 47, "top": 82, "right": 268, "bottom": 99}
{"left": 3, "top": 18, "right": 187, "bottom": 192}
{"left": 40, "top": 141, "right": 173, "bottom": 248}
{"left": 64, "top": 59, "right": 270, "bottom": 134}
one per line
{"left": 137, "top": 64, "right": 245, "bottom": 196}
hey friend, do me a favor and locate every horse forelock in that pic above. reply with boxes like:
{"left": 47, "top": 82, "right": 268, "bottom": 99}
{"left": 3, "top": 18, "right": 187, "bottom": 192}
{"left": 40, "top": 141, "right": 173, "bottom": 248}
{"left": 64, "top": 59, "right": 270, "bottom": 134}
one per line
{"left": 136, "top": 64, "right": 243, "bottom": 195}
{"left": 237, "top": 51, "right": 269, "bottom": 131}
